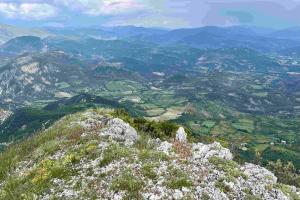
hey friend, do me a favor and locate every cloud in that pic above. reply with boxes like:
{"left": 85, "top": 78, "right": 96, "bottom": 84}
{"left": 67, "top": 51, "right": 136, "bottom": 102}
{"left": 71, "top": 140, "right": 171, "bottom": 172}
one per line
{"left": 225, "top": 11, "right": 254, "bottom": 23}
{"left": 54, "top": 0, "right": 145, "bottom": 16}
{"left": 0, "top": 2, "right": 57, "bottom": 20}
{"left": 0, "top": 0, "right": 299, "bottom": 28}
{"left": 201, "top": 0, "right": 300, "bottom": 28}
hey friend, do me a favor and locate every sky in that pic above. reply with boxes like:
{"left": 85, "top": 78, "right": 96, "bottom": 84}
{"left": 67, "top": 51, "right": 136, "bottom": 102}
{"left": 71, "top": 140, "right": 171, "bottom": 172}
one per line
{"left": 0, "top": 0, "right": 299, "bottom": 29}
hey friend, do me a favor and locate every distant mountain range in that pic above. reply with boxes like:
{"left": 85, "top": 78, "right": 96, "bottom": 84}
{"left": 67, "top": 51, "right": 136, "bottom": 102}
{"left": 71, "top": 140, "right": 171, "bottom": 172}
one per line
{"left": 138, "top": 26, "right": 300, "bottom": 51}
{"left": 1, "top": 24, "right": 300, "bottom": 52}
{"left": 0, "top": 24, "right": 51, "bottom": 44}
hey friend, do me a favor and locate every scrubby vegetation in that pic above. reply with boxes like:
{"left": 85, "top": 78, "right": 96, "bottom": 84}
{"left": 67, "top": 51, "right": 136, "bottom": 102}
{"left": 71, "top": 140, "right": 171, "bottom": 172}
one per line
{"left": 112, "top": 109, "right": 179, "bottom": 140}
{"left": 267, "top": 160, "right": 300, "bottom": 187}
{"left": 209, "top": 156, "right": 248, "bottom": 181}
{"left": 0, "top": 109, "right": 298, "bottom": 199}
{"left": 165, "top": 166, "right": 193, "bottom": 189}
{"left": 111, "top": 169, "right": 145, "bottom": 199}
{"left": 0, "top": 109, "right": 180, "bottom": 199}
{"left": 100, "top": 144, "right": 133, "bottom": 167}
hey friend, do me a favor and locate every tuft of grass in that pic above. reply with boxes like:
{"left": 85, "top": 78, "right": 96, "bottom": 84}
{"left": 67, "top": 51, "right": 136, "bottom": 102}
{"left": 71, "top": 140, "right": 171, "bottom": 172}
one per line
{"left": 275, "top": 184, "right": 300, "bottom": 200}
{"left": 111, "top": 170, "right": 145, "bottom": 199}
{"left": 165, "top": 167, "right": 193, "bottom": 189}
{"left": 215, "top": 179, "right": 232, "bottom": 194}
{"left": 138, "top": 149, "right": 169, "bottom": 163}
{"left": 201, "top": 192, "right": 211, "bottom": 200}
{"left": 209, "top": 157, "right": 248, "bottom": 180}
{"left": 134, "top": 132, "right": 153, "bottom": 150}
{"left": 36, "top": 140, "right": 61, "bottom": 157}
{"left": 99, "top": 144, "right": 132, "bottom": 167}
{"left": 245, "top": 194, "right": 262, "bottom": 200}
{"left": 141, "top": 163, "right": 158, "bottom": 180}
{"left": 64, "top": 153, "right": 81, "bottom": 164}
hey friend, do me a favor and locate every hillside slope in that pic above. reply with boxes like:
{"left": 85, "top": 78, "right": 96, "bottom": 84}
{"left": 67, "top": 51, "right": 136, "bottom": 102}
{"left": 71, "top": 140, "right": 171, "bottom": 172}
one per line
{"left": 0, "top": 109, "right": 299, "bottom": 200}
{"left": 0, "top": 24, "right": 50, "bottom": 44}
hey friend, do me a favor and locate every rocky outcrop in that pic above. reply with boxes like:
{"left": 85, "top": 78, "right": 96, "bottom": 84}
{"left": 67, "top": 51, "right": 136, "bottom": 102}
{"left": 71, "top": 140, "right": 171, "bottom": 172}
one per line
{"left": 0, "top": 110, "right": 299, "bottom": 200}
{"left": 192, "top": 142, "right": 233, "bottom": 161}
{"left": 175, "top": 127, "right": 187, "bottom": 143}
{"left": 100, "top": 118, "right": 138, "bottom": 145}
{"left": 0, "top": 109, "right": 12, "bottom": 124}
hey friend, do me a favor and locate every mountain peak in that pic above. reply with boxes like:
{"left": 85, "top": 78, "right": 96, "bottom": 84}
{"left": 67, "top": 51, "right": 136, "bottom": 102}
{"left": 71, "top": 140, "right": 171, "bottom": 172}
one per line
{"left": 0, "top": 109, "right": 298, "bottom": 199}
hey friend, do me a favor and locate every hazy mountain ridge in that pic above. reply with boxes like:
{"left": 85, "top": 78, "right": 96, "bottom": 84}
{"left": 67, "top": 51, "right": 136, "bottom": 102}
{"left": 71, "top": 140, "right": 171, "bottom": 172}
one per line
{"left": 0, "top": 24, "right": 51, "bottom": 45}
{"left": 2, "top": 24, "right": 299, "bottom": 53}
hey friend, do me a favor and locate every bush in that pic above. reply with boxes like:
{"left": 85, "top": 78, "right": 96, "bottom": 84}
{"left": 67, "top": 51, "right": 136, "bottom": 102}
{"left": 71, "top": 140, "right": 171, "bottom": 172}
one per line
{"left": 267, "top": 160, "right": 300, "bottom": 187}
{"left": 112, "top": 109, "right": 178, "bottom": 140}
{"left": 275, "top": 183, "right": 300, "bottom": 200}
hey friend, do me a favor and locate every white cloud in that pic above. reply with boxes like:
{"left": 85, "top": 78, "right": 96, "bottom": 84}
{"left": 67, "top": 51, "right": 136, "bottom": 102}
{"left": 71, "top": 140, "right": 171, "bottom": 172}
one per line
{"left": 106, "top": 13, "right": 190, "bottom": 28}
{"left": 0, "top": 2, "right": 57, "bottom": 20}
{"left": 55, "top": 0, "right": 145, "bottom": 15}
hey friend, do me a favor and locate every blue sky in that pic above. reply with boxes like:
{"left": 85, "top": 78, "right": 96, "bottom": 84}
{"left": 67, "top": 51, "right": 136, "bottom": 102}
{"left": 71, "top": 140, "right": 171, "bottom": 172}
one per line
{"left": 0, "top": 0, "right": 299, "bottom": 28}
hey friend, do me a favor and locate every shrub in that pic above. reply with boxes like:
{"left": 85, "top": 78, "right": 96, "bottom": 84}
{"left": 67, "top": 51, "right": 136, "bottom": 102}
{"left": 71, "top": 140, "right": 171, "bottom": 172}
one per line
{"left": 275, "top": 183, "right": 300, "bottom": 200}
{"left": 267, "top": 160, "right": 300, "bottom": 187}
{"left": 112, "top": 109, "right": 179, "bottom": 140}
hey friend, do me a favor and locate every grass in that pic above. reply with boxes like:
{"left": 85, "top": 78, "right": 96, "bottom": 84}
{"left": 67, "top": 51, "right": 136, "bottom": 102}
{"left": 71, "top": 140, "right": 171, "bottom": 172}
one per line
{"left": 165, "top": 166, "right": 193, "bottom": 189}
{"left": 99, "top": 143, "right": 132, "bottom": 167}
{"left": 111, "top": 169, "right": 145, "bottom": 199}
{"left": 275, "top": 184, "right": 300, "bottom": 200}
{"left": 138, "top": 149, "right": 169, "bottom": 163}
{"left": 215, "top": 179, "right": 232, "bottom": 194}
{"left": 209, "top": 157, "right": 248, "bottom": 180}
{"left": 0, "top": 112, "right": 88, "bottom": 198}
{"left": 0, "top": 114, "right": 84, "bottom": 179}
{"left": 141, "top": 163, "right": 158, "bottom": 180}
{"left": 202, "top": 120, "right": 216, "bottom": 128}
{"left": 145, "top": 108, "right": 166, "bottom": 117}
{"left": 0, "top": 156, "right": 78, "bottom": 199}
{"left": 232, "top": 119, "right": 255, "bottom": 133}
{"left": 106, "top": 80, "right": 139, "bottom": 92}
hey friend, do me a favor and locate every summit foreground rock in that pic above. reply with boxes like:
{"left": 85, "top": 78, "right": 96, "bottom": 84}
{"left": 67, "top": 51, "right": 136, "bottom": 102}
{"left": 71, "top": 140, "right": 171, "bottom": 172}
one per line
{"left": 0, "top": 109, "right": 299, "bottom": 200}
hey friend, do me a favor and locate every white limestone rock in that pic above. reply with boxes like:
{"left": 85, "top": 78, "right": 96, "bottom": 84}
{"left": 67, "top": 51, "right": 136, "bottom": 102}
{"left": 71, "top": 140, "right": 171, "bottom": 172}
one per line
{"left": 157, "top": 141, "right": 173, "bottom": 154}
{"left": 175, "top": 127, "right": 187, "bottom": 143}
{"left": 100, "top": 118, "right": 138, "bottom": 144}
{"left": 242, "top": 163, "right": 277, "bottom": 185}
{"left": 173, "top": 189, "right": 183, "bottom": 199}
{"left": 192, "top": 142, "right": 233, "bottom": 161}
